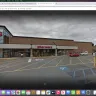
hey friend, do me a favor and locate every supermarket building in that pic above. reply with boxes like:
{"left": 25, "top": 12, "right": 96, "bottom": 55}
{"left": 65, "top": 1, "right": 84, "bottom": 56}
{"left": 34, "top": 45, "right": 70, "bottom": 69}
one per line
{"left": 0, "top": 25, "right": 94, "bottom": 58}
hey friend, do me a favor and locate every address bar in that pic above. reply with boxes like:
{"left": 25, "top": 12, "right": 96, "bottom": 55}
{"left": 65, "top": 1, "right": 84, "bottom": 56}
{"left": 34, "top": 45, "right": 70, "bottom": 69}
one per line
{"left": 0, "top": 7, "right": 96, "bottom": 10}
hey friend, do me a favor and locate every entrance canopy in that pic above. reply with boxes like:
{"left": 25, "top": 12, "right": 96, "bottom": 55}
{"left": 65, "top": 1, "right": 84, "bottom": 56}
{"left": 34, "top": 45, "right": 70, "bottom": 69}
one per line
{"left": 57, "top": 46, "right": 78, "bottom": 49}
{"left": 0, "top": 44, "right": 78, "bottom": 49}
{"left": 0, "top": 44, "right": 31, "bottom": 49}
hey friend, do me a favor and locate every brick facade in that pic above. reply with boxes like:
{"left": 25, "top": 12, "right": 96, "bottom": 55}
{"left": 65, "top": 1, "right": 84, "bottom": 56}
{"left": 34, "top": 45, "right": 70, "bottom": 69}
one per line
{"left": 8, "top": 36, "right": 94, "bottom": 54}
{"left": 74, "top": 41, "right": 93, "bottom": 54}
{"left": 9, "top": 36, "right": 75, "bottom": 46}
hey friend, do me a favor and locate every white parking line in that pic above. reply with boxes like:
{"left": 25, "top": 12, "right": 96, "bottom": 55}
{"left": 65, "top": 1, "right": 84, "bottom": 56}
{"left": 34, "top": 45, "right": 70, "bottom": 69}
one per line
{"left": 0, "top": 59, "right": 24, "bottom": 69}
{"left": 77, "top": 57, "right": 91, "bottom": 68}
{"left": 38, "top": 56, "right": 62, "bottom": 68}
{"left": 15, "top": 56, "right": 58, "bottom": 71}
{"left": 79, "top": 56, "right": 93, "bottom": 63}
{"left": 20, "top": 62, "right": 90, "bottom": 71}
{"left": 0, "top": 56, "right": 61, "bottom": 71}
{"left": 56, "top": 56, "right": 64, "bottom": 66}
{"left": 0, "top": 62, "right": 93, "bottom": 74}
{"left": 28, "top": 58, "right": 32, "bottom": 63}
{"left": 0, "top": 58, "right": 35, "bottom": 71}
{"left": 77, "top": 57, "right": 86, "bottom": 64}
{"left": 70, "top": 57, "right": 72, "bottom": 65}
{"left": 0, "top": 60, "right": 17, "bottom": 68}
{"left": 0, "top": 55, "right": 93, "bottom": 73}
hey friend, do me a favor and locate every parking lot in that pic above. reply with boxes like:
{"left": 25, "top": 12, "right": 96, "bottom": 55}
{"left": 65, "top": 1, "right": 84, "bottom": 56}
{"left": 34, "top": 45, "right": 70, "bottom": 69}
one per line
{"left": 0, "top": 55, "right": 96, "bottom": 88}
{"left": 0, "top": 55, "right": 94, "bottom": 72}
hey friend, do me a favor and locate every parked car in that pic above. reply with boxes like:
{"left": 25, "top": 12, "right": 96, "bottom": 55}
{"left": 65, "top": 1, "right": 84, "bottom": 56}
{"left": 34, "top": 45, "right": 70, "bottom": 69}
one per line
{"left": 69, "top": 52, "right": 80, "bottom": 57}
{"left": 80, "top": 51, "right": 88, "bottom": 56}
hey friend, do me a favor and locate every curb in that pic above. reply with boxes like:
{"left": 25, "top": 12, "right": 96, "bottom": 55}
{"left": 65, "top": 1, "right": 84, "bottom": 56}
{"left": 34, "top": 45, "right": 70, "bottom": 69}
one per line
{"left": 0, "top": 58, "right": 16, "bottom": 60}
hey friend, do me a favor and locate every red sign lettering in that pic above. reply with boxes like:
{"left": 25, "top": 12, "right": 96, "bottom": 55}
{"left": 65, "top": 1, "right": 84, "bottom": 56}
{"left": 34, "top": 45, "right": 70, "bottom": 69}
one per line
{"left": 37, "top": 46, "right": 52, "bottom": 49}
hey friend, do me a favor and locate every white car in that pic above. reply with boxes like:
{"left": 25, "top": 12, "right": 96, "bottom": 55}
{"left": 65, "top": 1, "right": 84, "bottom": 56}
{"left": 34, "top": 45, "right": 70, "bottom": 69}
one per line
{"left": 80, "top": 51, "right": 88, "bottom": 56}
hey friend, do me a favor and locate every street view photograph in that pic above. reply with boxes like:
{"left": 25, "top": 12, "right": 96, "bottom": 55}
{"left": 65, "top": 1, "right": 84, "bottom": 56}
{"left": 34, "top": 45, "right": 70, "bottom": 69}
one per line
{"left": 0, "top": 11, "right": 96, "bottom": 89}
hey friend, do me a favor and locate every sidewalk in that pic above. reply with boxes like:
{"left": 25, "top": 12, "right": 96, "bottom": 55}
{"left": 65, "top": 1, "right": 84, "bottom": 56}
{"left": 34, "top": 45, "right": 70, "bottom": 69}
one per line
{"left": 0, "top": 55, "right": 61, "bottom": 60}
{"left": 0, "top": 58, "right": 16, "bottom": 60}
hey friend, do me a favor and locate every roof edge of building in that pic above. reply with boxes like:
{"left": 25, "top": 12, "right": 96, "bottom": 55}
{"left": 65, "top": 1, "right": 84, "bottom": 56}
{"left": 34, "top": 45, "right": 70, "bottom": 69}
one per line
{"left": 0, "top": 25, "right": 13, "bottom": 36}
{"left": 13, "top": 36, "right": 74, "bottom": 41}
{"left": 75, "top": 41, "right": 93, "bottom": 43}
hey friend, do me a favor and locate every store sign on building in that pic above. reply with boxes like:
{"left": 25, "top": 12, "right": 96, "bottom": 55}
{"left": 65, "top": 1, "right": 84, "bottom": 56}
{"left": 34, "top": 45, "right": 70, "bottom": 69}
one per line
{"left": 37, "top": 46, "right": 52, "bottom": 49}
{"left": 0, "top": 32, "right": 2, "bottom": 36}
{"left": 0, "top": 31, "right": 3, "bottom": 44}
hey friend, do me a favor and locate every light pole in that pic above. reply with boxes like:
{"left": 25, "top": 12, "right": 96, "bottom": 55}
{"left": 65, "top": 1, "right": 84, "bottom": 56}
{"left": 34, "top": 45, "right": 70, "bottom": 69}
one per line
{"left": 53, "top": 41, "right": 57, "bottom": 56}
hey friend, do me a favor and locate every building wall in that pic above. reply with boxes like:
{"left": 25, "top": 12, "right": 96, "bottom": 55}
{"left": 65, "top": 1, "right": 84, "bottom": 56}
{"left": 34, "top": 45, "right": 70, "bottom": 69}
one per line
{"left": 0, "top": 27, "right": 4, "bottom": 44}
{"left": 0, "top": 27, "right": 4, "bottom": 58}
{"left": 9, "top": 37, "right": 76, "bottom": 47}
{"left": 3, "top": 28, "right": 12, "bottom": 37}
{"left": 9, "top": 37, "right": 53, "bottom": 45}
{"left": 51, "top": 39, "right": 75, "bottom": 46}
{"left": 93, "top": 46, "right": 96, "bottom": 52}
{"left": 0, "top": 26, "right": 94, "bottom": 57}
{"left": 4, "top": 32, "right": 93, "bottom": 54}
{"left": 75, "top": 42, "right": 93, "bottom": 53}
{"left": 0, "top": 27, "right": 12, "bottom": 44}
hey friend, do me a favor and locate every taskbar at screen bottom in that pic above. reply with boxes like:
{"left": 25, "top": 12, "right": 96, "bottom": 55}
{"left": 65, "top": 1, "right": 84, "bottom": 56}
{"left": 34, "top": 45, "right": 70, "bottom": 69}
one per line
{"left": 0, "top": 89, "right": 95, "bottom": 96}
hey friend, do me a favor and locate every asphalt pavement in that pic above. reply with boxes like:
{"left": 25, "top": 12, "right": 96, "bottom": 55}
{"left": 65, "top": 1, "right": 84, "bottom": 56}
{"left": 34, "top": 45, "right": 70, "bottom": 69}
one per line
{"left": 0, "top": 55, "right": 96, "bottom": 89}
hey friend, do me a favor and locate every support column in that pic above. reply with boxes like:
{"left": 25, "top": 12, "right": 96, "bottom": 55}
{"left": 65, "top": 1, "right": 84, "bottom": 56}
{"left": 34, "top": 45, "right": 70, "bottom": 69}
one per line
{"left": 30, "top": 48, "right": 33, "bottom": 57}
{"left": 64, "top": 49, "right": 65, "bottom": 55}
{"left": 55, "top": 48, "right": 57, "bottom": 56}
{"left": 30, "top": 44, "right": 33, "bottom": 58}
{"left": 0, "top": 49, "right": 3, "bottom": 58}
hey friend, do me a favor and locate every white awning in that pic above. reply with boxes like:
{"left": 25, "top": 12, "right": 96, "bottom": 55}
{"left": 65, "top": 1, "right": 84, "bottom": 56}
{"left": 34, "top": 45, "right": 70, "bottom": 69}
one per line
{"left": 57, "top": 46, "right": 78, "bottom": 49}
{"left": 0, "top": 44, "right": 30, "bottom": 49}
{"left": 0, "top": 44, "right": 78, "bottom": 49}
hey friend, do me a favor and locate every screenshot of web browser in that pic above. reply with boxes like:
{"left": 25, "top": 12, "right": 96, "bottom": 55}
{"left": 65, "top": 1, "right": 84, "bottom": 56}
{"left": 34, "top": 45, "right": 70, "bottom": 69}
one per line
{"left": 0, "top": 11, "right": 96, "bottom": 90}
{"left": 0, "top": 0, "right": 96, "bottom": 95}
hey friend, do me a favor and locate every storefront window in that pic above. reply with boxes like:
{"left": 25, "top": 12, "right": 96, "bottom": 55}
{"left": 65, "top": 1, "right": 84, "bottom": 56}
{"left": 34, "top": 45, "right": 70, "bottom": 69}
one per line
{"left": 3, "top": 49, "right": 11, "bottom": 58}
{"left": 0, "top": 32, "right": 3, "bottom": 44}
{"left": 32, "top": 49, "right": 55, "bottom": 57}
{"left": 0, "top": 49, "right": 3, "bottom": 58}
{"left": 43, "top": 50, "right": 46, "bottom": 53}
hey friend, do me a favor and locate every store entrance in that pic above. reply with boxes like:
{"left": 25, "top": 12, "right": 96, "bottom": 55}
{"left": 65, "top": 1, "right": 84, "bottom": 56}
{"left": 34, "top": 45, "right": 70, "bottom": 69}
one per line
{"left": 33, "top": 49, "right": 55, "bottom": 57}
{"left": 11, "top": 49, "right": 30, "bottom": 57}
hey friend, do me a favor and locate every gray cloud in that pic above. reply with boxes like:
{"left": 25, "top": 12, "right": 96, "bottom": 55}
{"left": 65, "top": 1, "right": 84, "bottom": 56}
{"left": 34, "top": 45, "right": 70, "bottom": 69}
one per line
{"left": 0, "top": 12, "right": 96, "bottom": 44}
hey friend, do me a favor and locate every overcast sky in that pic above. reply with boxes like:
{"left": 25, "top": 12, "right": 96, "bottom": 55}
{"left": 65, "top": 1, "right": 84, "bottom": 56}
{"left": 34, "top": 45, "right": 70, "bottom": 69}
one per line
{"left": 0, "top": 11, "right": 96, "bottom": 44}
